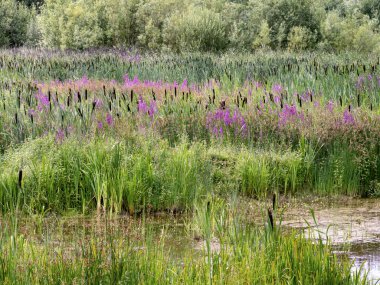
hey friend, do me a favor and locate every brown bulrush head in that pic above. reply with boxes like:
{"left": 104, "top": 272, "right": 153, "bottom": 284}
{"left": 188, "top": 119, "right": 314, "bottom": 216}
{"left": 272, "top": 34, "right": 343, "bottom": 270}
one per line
{"left": 272, "top": 193, "right": 276, "bottom": 212}
{"left": 18, "top": 170, "right": 23, "bottom": 189}
{"left": 268, "top": 208, "right": 274, "bottom": 230}
{"left": 220, "top": 100, "right": 226, "bottom": 110}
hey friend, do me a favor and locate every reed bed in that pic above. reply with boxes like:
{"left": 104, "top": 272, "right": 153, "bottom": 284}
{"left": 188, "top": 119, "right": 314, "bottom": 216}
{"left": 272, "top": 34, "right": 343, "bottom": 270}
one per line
{"left": 1, "top": 50, "right": 380, "bottom": 208}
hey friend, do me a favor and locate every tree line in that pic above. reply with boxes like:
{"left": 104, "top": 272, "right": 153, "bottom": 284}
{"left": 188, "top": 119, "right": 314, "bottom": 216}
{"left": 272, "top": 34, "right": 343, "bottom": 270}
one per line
{"left": 1, "top": 0, "right": 380, "bottom": 52}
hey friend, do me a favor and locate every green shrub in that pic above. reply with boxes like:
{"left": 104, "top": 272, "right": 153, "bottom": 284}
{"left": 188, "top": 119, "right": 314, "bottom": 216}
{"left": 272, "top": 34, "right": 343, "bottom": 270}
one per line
{"left": 261, "top": 0, "right": 321, "bottom": 48}
{"left": 252, "top": 20, "right": 272, "bottom": 50}
{"left": 163, "top": 6, "right": 228, "bottom": 52}
{"left": 287, "top": 26, "right": 314, "bottom": 51}
{"left": 135, "top": 0, "right": 184, "bottom": 50}
{"left": 0, "top": 0, "right": 30, "bottom": 47}
{"left": 321, "top": 11, "right": 380, "bottom": 52}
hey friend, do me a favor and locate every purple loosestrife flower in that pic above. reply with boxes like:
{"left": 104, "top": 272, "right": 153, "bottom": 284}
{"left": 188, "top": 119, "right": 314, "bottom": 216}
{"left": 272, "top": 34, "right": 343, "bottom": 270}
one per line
{"left": 148, "top": 101, "right": 158, "bottom": 118}
{"left": 123, "top": 74, "right": 130, "bottom": 85}
{"left": 343, "top": 109, "right": 355, "bottom": 125}
{"left": 326, "top": 100, "right": 334, "bottom": 113}
{"left": 132, "top": 76, "right": 139, "bottom": 85}
{"left": 97, "top": 121, "right": 103, "bottom": 130}
{"left": 356, "top": 76, "right": 364, "bottom": 90}
{"left": 181, "top": 79, "right": 188, "bottom": 91}
{"left": 36, "top": 90, "right": 49, "bottom": 107}
{"left": 133, "top": 54, "right": 141, "bottom": 63}
{"left": 94, "top": 98, "right": 103, "bottom": 108}
{"left": 253, "top": 81, "right": 263, "bottom": 89}
{"left": 223, "top": 109, "right": 232, "bottom": 126}
{"left": 106, "top": 113, "right": 114, "bottom": 126}
{"left": 138, "top": 96, "right": 148, "bottom": 113}
{"left": 207, "top": 108, "right": 247, "bottom": 139}
{"left": 232, "top": 110, "right": 239, "bottom": 123}
{"left": 212, "top": 127, "right": 218, "bottom": 136}
{"left": 124, "top": 75, "right": 140, "bottom": 88}
{"left": 272, "top": 84, "right": 283, "bottom": 94}
{"left": 278, "top": 104, "right": 301, "bottom": 126}
{"left": 213, "top": 109, "right": 224, "bottom": 121}
{"left": 55, "top": 129, "right": 65, "bottom": 143}
{"left": 240, "top": 117, "right": 247, "bottom": 135}
{"left": 78, "top": 76, "right": 89, "bottom": 88}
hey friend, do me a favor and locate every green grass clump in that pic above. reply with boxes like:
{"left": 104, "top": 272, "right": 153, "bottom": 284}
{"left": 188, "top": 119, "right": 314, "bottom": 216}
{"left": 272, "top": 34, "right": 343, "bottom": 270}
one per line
{"left": 237, "top": 149, "right": 304, "bottom": 197}
{"left": 0, "top": 136, "right": 211, "bottom": 215}
{"left": 1, "top": 135, "right": 379, "bottom": 215}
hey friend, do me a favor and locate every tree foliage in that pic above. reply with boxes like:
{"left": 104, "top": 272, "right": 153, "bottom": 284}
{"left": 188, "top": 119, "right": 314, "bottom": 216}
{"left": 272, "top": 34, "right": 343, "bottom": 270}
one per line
{"left": 0, "top": 0, "right": 30, "bottom": 47}
{"left": 163, "top": 6, "right": 228, "bottom": 52}
{"left": 1, "top": 0, "right": 380, "bottom": 52}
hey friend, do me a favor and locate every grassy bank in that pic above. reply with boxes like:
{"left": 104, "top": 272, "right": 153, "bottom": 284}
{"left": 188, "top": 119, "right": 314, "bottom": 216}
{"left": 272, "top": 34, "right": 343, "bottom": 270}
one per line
{"left": 0, "top": 136, "right": 378, "bottom": 215}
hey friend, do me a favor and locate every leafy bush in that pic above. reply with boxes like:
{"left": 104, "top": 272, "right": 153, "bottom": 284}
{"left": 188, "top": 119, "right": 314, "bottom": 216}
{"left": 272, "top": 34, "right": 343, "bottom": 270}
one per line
{"left": 287, "top": 26, "right": 314, "bottom": 51}
{"left": 360, "top": 0, "right": 380, "bottom": 24}
{"left": 135, "top": 0, "right": 183, "bottom": 50}
{"left": 163, "top": 6, "right": 228, "bottom": 52}
{"left": 0, "top": 0, "right": 30, "bottom": 47}
{"left": 252, "top": 20, "right": 271, "bottom": 50}
{"left": 260, "top": 0, "right": 321, "bottom": 49}
{"left": 38, "top": 0, "right": 102, "bottom": 49}
{"left": 321, "top": 11, "right": 380, "bottom": 52}
{"left": 38, "top": 0, "right": 138, "bottom": 49}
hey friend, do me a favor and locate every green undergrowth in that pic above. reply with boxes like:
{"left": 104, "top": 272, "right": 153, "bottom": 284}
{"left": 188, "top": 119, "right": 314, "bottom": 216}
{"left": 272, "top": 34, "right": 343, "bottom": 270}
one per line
{"left": 0, "top": 134, "right": 378, "bottom": 215}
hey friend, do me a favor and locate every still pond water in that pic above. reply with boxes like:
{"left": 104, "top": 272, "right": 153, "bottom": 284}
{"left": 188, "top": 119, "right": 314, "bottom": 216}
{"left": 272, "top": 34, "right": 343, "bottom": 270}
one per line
{"left": 10, "top": 198, "right": 380, "bottom": 283}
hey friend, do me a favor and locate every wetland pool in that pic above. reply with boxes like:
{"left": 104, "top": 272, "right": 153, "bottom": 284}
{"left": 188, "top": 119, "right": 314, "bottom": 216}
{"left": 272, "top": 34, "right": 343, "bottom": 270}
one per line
{"left": 3, "top": 198, "right": 380, "bottom": 283}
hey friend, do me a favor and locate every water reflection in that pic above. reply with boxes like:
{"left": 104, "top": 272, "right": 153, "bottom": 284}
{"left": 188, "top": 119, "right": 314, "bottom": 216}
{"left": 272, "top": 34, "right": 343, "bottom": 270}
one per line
{"left": 280, "top": 198, "right": 380, "bottom": 283}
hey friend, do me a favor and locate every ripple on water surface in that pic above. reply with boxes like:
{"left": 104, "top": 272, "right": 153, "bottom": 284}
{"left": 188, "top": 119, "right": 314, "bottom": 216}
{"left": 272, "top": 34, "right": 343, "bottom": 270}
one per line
{"left": 281, "top": 198, "right": 380, "bottom": 283}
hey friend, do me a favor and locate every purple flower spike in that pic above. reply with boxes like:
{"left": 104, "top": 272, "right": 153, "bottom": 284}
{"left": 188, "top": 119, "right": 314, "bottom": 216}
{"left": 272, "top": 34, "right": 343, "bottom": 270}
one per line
{"left": 148, "top": 101, "right": 158, "bottom": 117}
{"left": 106, "top": 113, "right": 113, "bottom": 126}
{"left": 36, "top": 90, "right": 50, "bottom": 107}
{"left": 326, "top": 100, "right": 334, "bottom": 113}
{"left": 138, "top": 96, "right": 148, "bottom": 113}
{"left": 343, "top": 109, "right": 355, "bottom": 125}
{"left": 181, "top": 79, "right": 188, "bottom": 91}
{"left": 278, "top": 104, "right": 301, "bottom": 126}
{"left": 55, "top": 129, "right": 65, "bottom": 143}
{"left": 272, "top": 84, "right": 283, "bottom": 94}
{"left": 223, "top": 109, "right": 232, "bottom": 126}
